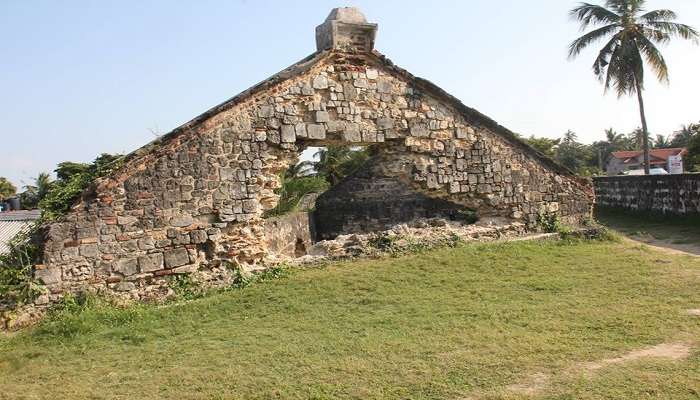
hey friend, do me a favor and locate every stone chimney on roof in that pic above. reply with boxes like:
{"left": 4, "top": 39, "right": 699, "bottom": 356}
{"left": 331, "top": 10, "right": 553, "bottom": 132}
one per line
{"left": 315, "top": 7, "right": 378, "bottom": 53}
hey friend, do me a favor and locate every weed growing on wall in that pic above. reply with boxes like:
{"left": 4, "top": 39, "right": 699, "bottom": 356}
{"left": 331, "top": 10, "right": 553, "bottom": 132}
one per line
{"left": 0, "top": 228, "right": 43, "bottom": 305}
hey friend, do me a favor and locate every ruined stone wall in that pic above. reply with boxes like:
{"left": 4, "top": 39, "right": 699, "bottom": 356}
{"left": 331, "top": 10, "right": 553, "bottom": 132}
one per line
{"left": 34, "top": 51, "right": 592, "bottom": 304}
{"left": 594, "top": 175, "right": 700, "bottom": 215}
{"left": 314, "top": 152, "right": 466, "bottom": 240}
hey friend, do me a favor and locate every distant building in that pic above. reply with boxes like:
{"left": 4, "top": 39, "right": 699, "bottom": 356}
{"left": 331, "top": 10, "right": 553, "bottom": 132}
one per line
{"left": 0, "top": 210, "right": 41, "bottom": 255}
{"left": 606, "top": 148, "right": 687, "bottom": 175}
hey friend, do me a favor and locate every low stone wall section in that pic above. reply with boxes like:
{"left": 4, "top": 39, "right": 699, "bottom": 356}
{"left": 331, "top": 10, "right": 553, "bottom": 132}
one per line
{"left": 594, "top": 174, "right": 700, "bottom": 215}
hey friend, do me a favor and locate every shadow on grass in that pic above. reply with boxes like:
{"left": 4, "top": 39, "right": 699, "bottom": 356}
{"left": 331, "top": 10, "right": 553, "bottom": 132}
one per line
{"left": 595, "top": 207, "right": 700, "bottom": 255}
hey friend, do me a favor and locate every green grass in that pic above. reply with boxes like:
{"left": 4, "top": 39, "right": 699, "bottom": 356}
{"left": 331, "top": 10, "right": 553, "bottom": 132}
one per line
{"left": 1, "top": 239, "right": 699, "bottom": 399}
{"left": 596, "top": 207, "right": 700, "bottom": 245}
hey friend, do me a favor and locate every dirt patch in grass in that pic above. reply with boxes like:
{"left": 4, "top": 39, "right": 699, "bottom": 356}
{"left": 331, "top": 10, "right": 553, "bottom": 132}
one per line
{"left": 504, "top": 342, "right": 694, "bottom": 397}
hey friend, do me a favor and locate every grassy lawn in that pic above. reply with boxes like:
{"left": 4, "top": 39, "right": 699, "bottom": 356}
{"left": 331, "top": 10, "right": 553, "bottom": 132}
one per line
{"left": 1, "top": 238, "right": 699, "bottom": 399}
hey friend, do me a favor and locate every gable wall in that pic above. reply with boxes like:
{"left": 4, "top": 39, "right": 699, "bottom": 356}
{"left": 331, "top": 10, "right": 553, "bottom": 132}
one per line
{"left": 34, "top": 52, "right": 592, "bottom": 304}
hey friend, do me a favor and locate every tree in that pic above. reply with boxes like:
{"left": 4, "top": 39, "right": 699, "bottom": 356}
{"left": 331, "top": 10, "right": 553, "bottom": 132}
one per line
{"left": 0, "top": 177, "right": 17, "bottom": 201}
{"left": 568, "top": 0, "right": 698, "bottom": 174}
{"left": 671, "top": 123, "right": 699, "bottom": 147}
{"left": 284, "top": 161, "right": 315, "bottom": 179}
{"left": 555, "top": 130, "right": 593, "bottom": 173}
{"left": 523, "top": 135, "right": 560, "bottom": 158}
{"left": 687, "top": 133, "right": 700, "bottom": 171}
{"left": 19, "top": 172, "right": 53, "bottom": 209}
{"left": 627, "top": 127, "right": 649, "bottom": 150}
{"left": 653, "top": 134, "right": 671, "bottom": 148}
{"left": 313, "top": 146, "right": 370, "bottom": 186}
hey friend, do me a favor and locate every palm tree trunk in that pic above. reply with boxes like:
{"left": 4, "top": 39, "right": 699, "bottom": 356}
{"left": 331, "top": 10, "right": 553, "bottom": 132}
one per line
{"left": 634, "top": 78, "right": 651, "bottom": 175}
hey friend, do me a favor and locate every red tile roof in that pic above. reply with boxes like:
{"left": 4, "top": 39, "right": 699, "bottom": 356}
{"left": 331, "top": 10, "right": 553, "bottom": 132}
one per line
{"left": 611, "top": 148, "right": 687, "bottom": 162}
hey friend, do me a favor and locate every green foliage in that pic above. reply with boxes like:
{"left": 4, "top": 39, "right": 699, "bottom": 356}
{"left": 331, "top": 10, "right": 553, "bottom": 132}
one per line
{"left": 39, "top": 153, "right": 124, "bottom": 220}
{"left": 18, "top": 172, "right": 53, "bottom": 210}
{"left": 264, "top": 174, "right": 329, "bottom": 217}
{"left": 367, "top": 231, "right": 462, "bottom": 257}
{"left": 569, "top": 0, "right": 698, "bottom": 98}
{"left": 686, "top": 129, "right": 700, "bottom": 171}
{"left": 671, "top": 123, "right": 699, "bottom": 148}
{"left": 537, "top": 211, "right": 562, "bottom": 233}
{"left": 35, "top": 293, "right": 146, "bottom": 339}
{"left": 0, "top": 227, "right": 43, "bottom": 305}
{"left": 314, "top": 146, "right": 370, "bottom": 186}
{"left": 0, "top": 177, "right": 17, "bottom": 201}
{"left": 523, "top": 135, "right": 560, "bottom": 158}
{"left": 228, "top": 264, "right": 289, "bottom": 289}
{"left": 170, "top": 275, "right": 204, "bottom": 301}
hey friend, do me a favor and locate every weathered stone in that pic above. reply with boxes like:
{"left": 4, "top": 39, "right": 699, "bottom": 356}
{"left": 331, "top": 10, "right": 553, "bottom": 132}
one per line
{"left": 312, "top": 75, "right": 328, "bottom": 89}
{"left": 34, "top": 267, "right": 61, "bottom": 285}
{"left": 79, "top": 244, "right": 99, "bottom": 258}
{"left": 137, "top": 253, "right": 163, "bottom": 273}
{"left": 115, "top": 281, "right": 136, "bottom": 292}
{"left": 115, "top": 258, "right": 138, "bottom": 276}
{"left": 307, "top": 124, "right": 327, "bottom": 140}
{"left": 164, "top": 248, "right": 190, "bottom": 268}
{"left": 190, "top": 230, "right": 208, "bottom": 244}
{"left": 281, "top": 125, "right": 296, "bottom": 143}
{"left": 170, "top": 215, "right": 194, "bottom": 228}
{"left": 315, "top": 111, "right": 330, "bottom": 123}
{"left": 376, "top": 117, "right": 393, "bottom": 130}
{"left": 343, "top": 123, "right": 361, "bottom": 142}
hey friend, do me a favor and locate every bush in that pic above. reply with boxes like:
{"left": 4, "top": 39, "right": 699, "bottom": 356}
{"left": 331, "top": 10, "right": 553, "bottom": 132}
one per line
{"left": 0, "top": 228, "right": 42, "bottom": 305}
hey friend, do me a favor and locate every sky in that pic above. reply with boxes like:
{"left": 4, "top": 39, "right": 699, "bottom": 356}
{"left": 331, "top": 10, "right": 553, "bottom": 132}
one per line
{"left": 1, "top": 0, "right": 699, "bottom": 189}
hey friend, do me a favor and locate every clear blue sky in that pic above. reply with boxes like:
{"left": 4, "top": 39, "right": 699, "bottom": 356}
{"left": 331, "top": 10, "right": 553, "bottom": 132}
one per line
{"left": 2, "top": 0, "right": 699, "bottom": 188}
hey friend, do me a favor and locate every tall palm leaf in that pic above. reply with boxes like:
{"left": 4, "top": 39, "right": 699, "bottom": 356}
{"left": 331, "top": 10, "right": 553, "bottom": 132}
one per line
{"left": 568, "top": 0, "right": 698, "bottom": 174}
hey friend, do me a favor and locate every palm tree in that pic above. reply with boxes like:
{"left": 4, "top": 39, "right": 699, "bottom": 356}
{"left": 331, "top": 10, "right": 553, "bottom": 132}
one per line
{"left": 568, "top": 0, "right": 698, "bottom": 174}
{"left": 314, "top": 146, "right": 369, "bottom": 186}
{"left": 284, "top": 161, "right": 315, "bottom": 179}
{"left": 653, "top": 134, "right": 671, "bottom": 148}
{"left": 604, "top": 128, "right": 625, "bottom": 148}
{"left": 627, "top": 127, "right": 648, "bottom": 150}
{"left": 20, "top": 172, "right": 53, "bottom": 209}
{"left": 671, "top": 123, "right": 699, "bottom": 147}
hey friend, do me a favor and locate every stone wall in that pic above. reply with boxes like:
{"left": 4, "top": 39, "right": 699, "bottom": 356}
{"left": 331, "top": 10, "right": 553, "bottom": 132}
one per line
{"left": 30, "top": 49, "right": 592, "bottom": 305}
{"left": 263, "top": 212, "right": 315, "bottom": 259}
{"left": 314, "top": 154, "right": 467, "bottom": 240}
{"left": 594, "top": 174, "right": 700, "bottom": 215}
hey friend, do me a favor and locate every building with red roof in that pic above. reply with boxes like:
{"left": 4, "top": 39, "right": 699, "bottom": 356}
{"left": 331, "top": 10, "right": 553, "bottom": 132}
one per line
{"left": 606, "top": 148, "right": 688, "bottom": 175}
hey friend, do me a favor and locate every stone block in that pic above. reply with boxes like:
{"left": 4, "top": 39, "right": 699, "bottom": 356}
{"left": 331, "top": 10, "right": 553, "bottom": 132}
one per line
{"left": 307, "top": 124, "right": 327, "bottom": 140}
{"left": 295, "top": 123, "right": 307, "bottom": 138}
{"left": 138, "top": 253, "right": 164, "bottom": 273}
{"left": 343, "top": 124, "right": 361, "bottom": 142}
{"left": 115, "top": 258, "right": 138, "bottom": 276}
{"left": 34, "top": 266, "right": 62, "bottom": 285}
{"left": 326, "top": 120, "right": 345, "bottom": 133}
{"left": 281, "top": 125, "right": 296, "bottom": 143}
{"left": 170, "top": 215, "right": 193, "bottom": 228}
{"left": 115, "top": 281, "right": 136, "bottom": 292}
{"left": 79, "top": 244, "right": 99, "bottom": 258}
{"left": 190, "top": 230, "right": 208, "bottom": 244}
{"left": 315, "top": 111, "right": 330, "bottom": 123}
{"left": 164, "top": 248, "right": 190, "bottom": 268}
{"left": 312, "top": 75, "right": 328, "bottom": 89}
